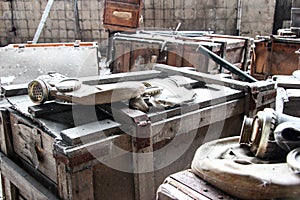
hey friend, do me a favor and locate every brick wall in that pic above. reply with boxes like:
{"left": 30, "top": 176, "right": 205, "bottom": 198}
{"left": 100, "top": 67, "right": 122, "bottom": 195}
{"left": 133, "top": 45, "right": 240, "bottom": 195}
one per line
{"left": 0, "top": 0, "right": 108, "bottom": 47}
{"left": 0, "top": 0, "right": 275, "bottom": 49}
{"left": 141, "top": 0, "right": 239, "bottom": 35}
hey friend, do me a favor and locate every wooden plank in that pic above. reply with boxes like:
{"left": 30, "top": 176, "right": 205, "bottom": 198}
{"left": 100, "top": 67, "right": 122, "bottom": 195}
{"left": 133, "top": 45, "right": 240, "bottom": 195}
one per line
{"left": 2, "top": 175, "right": 18, "bottom": 200}
{"left": 123, "top": 42, "right": 132, "bottom": 71}
{"left": 112, "top": 41, "right": 132, "bottom": 73}
{"left": 204, "top": 34, "right": 252, "bottom": 44}
{"left": 159, "top": 170, "right": 235, "bottom": 200}
{"left": 255, "top": 89, "right": 277, "bottom": 108}
{"left": 10, "top": 115, "right": 41, "bottom": 167}
{"left": 1, "top": 84, "right": 28, "bottom": 97}
{"left": 69, "top": 168, "right": 94, "bottom": 200}
{"left": 155, "top": 63, "right": 273, "bottom": 97}
{"left": 154, "top": 63, "right": 249, "bottom": 91}
{"left": 28, "top": 102, "right": 72, "bottom": 118}
{"left": 57, "top": 160, "right": 94, "bottom": 200}
{"left": 9, "top": 112, "right": 58, "bottom": 183}
{"left": 182, "top": 44, "right": 201, "bottom": 70}
{"left": 130, "top": 113, "right": 156, "bottom": 200}
{"left": 93, "top": 160, "right": 135, "bottom": 200}
{"left": 57, "top": 161, "right": 68, "bottom": 199}
{"left": 0, "top": 152, "right": 59, "bottom": 200}
{"left": 18, "top": 158, "right": 58, "bottom": 196}
{"left": 81, "top": 70, "right": 164, "bottom": 85}
{"left": 102, "top": 24, "right": 138, "bottom": 32}
{"left": 39, "top": 131, "right": 58, "bottom": 183}
{"left": 60, "top": 119, "right": 121, "bottom": 145}
{"left": 169, "top": 170, "right": 228, "bottom": 199}
{"left": 152, "top": 99, "right": 244, "bottom": 144}
{"left": 251, "top": 40, "right": 268, "bottom": 78}
{"left": 164, "top": 178, "right": 211, "bottom": 200}
{"left": 132, "top": 144, "right": 156, "bottom": 200}
{"left": 0, "top": 108, "right": 14, "bottom": 157}
{"left": 157, "top": 183, "right": 194, "bottom": 200}
{"left": 54, "top": 134, "right": 132, "bottom": 167}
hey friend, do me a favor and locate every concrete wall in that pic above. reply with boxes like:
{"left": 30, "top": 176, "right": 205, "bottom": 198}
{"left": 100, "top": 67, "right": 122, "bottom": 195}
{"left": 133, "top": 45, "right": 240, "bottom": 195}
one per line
{"left": 0, "top": 0, "right": 275, "bottom": 49}
{"left": 240, "top": 0, "right": 276, "bottom": 36}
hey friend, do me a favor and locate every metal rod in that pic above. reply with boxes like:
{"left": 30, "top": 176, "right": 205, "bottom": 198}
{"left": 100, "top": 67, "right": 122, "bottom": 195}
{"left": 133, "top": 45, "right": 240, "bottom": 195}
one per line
{"left": 236, "top": 0, "right": 242, "bottom": 36}
{"left": 33, "top": 0, "right": 54, "bottom": 43}
{"left": 196, "top": 44, "right": 257, "bottom": 82}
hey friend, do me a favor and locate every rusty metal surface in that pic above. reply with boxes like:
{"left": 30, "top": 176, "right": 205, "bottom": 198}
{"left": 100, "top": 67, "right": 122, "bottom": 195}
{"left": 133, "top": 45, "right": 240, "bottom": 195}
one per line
{"left": 251, "top": 37, "right": 300, "bottom": 80}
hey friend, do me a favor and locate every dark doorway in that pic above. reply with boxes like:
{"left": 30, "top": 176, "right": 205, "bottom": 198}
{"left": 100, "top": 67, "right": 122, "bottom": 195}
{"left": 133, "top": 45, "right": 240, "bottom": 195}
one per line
{"left": 273, "top": 0, "right": 292, "bottom": 34}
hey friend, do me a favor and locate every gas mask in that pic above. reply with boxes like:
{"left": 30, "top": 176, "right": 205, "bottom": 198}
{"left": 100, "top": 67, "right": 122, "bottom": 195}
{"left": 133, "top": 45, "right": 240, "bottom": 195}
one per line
{"left": 240, "top": 108, "right": 300, "bottom": 160}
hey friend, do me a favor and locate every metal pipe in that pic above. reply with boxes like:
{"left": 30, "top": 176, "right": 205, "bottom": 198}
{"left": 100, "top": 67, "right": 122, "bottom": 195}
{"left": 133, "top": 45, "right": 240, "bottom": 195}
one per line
{"left": 236, "top": 0, "right": 242, "bottom": 36}
{"left": 196, "top": 44, "right": 257, "bottom": 82}
{"left": 33, "top": 0, "right": 54, "bottom": 43}
{"left": 74, "top": 0, "right": 82, "bottom": 40}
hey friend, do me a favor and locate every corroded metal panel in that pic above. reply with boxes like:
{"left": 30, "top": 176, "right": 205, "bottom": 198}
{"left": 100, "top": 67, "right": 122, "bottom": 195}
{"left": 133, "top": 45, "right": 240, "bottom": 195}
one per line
{"left": 0, "top": 43, "right": 99, "bottom": 84}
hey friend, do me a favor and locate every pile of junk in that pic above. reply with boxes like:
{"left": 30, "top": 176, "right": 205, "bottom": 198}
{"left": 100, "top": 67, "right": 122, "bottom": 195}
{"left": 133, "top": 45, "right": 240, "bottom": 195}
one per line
{"left": 156, "top": 70, "right": 300, "bottom": 200}
{"left": 191, "top": 106, "right": 300, "bottom": 199}
{"left": 1, "top": 40, "right": 300, "bottom": 200}
{"left": 2, "top": 29, "right": 300, "bottom": 200}
{"left": 1, "top": 1, "right": 300, "bottom": 200}
{"left": 157, "top": 2, "right": 300, "bottom": 199}
{"left": 192, "top": 3, "right": 300, "bottom": 199}
{"left": 155, "top": 22, "right": 300, "bottom": 198}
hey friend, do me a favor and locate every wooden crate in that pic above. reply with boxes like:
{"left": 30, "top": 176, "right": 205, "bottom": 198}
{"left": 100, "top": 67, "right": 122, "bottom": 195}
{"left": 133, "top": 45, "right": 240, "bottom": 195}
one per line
{"left": 103, "top": 0, "right": 143, "bottom": 31}
{"left": 251, "top": 37, "right": 300, "bottom": 80}
{"left": 109, "top": 32, "right": 252, "bottom": 75}
{"left": 157, "top": 170, "right": 234, "bottom": 200}
{"left": 0, "top": 68, "right": 275, "bottom": 200}
{"left": 0, "top": 151, "right": 59, "bottom": 200}
{"left": 203, "top": 34, "right": 252, "bottom": 71}
{"left": 110, "top": 35, "right": 166, "bottom": 73}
